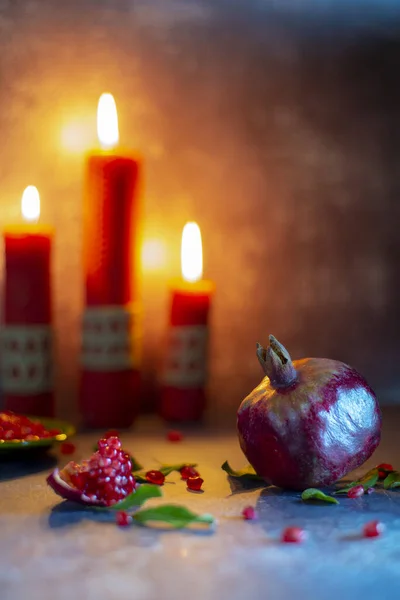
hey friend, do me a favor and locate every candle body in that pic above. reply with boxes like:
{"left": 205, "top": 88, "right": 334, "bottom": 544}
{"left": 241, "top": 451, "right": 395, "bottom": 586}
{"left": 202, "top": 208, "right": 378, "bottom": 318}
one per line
{"left": 161, "top": 281, "right": 213, "bottom": 422}
{"left": 1, "top": 227, "right": 54, "bottom": 416}
{"left": 80, "top": 152, "right": 142, "bottom": 428}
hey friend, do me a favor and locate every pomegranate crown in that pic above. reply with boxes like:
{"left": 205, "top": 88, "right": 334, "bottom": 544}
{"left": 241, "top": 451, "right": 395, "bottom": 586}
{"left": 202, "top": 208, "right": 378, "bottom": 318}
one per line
{"left": 256, "top": 334, "right": 297, "bottom": 388}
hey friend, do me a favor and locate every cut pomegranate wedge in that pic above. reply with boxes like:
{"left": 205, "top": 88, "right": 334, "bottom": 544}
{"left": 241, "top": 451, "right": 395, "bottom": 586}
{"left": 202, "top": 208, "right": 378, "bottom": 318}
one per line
{"left": 47, "top": 436, "right": 136, "bottom": 507}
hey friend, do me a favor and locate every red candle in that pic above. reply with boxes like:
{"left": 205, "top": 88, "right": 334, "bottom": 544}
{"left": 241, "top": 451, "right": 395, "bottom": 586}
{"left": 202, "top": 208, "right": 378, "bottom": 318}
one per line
{"left": 1, "top": 186, "right": 54, "bottom": 417}
{"left": 161, "top": 222, "right": 214, "bottom": 422}
{"left": 80, "top": 93, "right": 142, "bottom": 429}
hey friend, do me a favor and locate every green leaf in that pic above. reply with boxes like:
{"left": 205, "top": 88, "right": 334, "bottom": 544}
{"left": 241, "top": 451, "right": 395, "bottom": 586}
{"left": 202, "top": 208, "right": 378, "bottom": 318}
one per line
{"left": 97, "top": 484, "right": 163, "bottom": 512}
{"left": 335, "top": 468, "right": 379, "bottom": 495}
{"left": 133, "top": 504, "right": 215, "bottom": 529}
{"left": 221, "top": 460, "right": 264, "bottom": 481}
{"left": 130, "top": 456, "right": 144, "bottom": 472}
{"left": 301, "top": 488, "right": 339, "bottom": 504}
{"left": 133, "top": 473, "right": 148, "bottom": 483}
{"left": 158, "top": 463, "right": 198, "bottom": 477}
{"left": 383, "top": 471, "right": 400, "bottom": 489}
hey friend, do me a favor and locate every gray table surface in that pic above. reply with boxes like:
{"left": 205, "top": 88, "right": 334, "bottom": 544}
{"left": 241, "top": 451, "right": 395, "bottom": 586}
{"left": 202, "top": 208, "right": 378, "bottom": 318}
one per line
{"left": 1, "top": 412, "right": 400, "bottom": 600}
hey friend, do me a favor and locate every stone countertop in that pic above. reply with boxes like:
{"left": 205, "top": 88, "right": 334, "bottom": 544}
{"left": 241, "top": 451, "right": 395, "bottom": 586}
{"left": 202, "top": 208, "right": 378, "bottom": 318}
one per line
{"left": 1, "top": 415, "right": 400, "bottom": 600}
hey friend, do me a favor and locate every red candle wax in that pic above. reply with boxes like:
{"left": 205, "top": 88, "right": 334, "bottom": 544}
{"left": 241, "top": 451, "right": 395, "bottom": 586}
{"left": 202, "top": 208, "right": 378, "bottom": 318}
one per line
{"left": 161, "top": 276, "right": 214, "bottom": 422}
{"left": 83, "top": 153, "right": 141, "bottom": 306}
{"left": 2, "top": 223, "right": 54, "bottom": 417}
{"left": 80, "top": 94, "right": 142, "bottom": 429}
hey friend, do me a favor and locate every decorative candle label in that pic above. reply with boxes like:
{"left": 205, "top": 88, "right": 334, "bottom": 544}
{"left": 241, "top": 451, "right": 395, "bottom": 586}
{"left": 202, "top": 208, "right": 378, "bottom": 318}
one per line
{"left": 163, "top": 325, "right": 208, "bottom": 388}
{"left": 81, "top": 304, "right": 141, "bottom": 371}
{"left": 0, "top": 325, "right": 53, "bottom": 394}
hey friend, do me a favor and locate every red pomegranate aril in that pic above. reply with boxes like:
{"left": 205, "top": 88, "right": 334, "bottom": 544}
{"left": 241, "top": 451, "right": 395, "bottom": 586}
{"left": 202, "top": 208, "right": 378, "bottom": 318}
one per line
{"left": 363, "top": 520, "right": 385, "bottom": 538}
{"left": 242, "top": 506, "right": 257, "bottom": 520}
{"left": 48, "top": 429, "right": 61, "bottom": 437}
{"left": 0, "top": 411, "right": 61, "bottom": 441}
{"left": 167, "top": 430, "right": 183, "bottom": 442}
{"left": 187, "top": 477, "right": 204, "bottom": 491}
{"left": 377, "top": 463, "right": 394, "bottom": 479}
{"left": 70, "top": 472, "right": 87, "bottom": 490}
{"left": 116, "top": 511, "right": 132, "bottom": 527}
{"left": 146, "top": 470, "right": 165, "bottom": 485}
{"left": 180, "top": 466, "right": 200, "bottom": 480}
{"left": 347, "top": 485, "right": 364, "bottom": 499}
{"left": 60, "top": 442, "right": 76, "bottom": 455}
{"left": 282, "top": 526, "right": 307, "bottom": 543}
{"left": 107, "top": 436, "right": 122, "bottom": 449}
{"left": 366, "top": 487, "right": 375, "bottom": 494}
{"left": 105, "top": 429, "right": 120, "bottom": 438}
{"left": 115, "top": 475, "right": 128, "bottom": 486}
{"left": 102, "top": 446, "right": 118, "bottom": 459}
{"left": 119, "top": 463, "right": 130, "bottom": 475}
{"left": 97, "top": 438, "right": 108, "bottom": 451}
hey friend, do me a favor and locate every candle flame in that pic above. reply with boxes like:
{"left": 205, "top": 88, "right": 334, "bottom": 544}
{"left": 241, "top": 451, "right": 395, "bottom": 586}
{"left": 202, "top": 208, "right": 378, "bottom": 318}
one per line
{"left": 21, "top": 186, "right": 40, "bottom": 223}
{"left": 181, "top": 222, "right": 203, "bottom": 283}
{"left": 97, "top": 93, "right": 119, "bottom": 149}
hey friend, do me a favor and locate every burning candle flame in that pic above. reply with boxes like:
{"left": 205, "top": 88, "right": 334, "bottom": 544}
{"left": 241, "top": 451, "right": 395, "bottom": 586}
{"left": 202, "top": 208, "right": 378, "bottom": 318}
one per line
{"left": 181, "top": 222, "right": 203, "bottom": 283}
{"left": 97, "top": 93, "right": 119, "bottom": 149}
{"left": 21, "top": 186, "right": 40, "bottom": 223}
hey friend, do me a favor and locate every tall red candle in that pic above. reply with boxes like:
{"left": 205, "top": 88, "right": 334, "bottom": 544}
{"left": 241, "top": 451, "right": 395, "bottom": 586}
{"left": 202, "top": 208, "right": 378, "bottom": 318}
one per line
{"left": 161, "top": 222, "right": 214, "bottom": 422}
{"left": 1, "top": 186, "right": 54, "bottom": 417}
{"left": 80, "top": 93, "right": 142, "bottom": 429}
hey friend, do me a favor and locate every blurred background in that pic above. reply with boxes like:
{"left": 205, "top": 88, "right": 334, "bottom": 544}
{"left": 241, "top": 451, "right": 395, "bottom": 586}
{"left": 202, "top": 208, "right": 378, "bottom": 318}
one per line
{"left": 0, "top": 0, "right": 399, "bottom": 427}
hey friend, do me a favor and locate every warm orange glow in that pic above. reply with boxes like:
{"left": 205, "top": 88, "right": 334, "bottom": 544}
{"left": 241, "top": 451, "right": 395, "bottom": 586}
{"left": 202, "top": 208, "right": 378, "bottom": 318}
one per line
{"left": 97, "top": 93, "right": 119, "bottom": 149}
{"left": 181, "top": 222, "right": 203, "bottom": 283}
{"left": 21, "top": 186, "right": 40, "bottom": 223}
{"left": 61, "top": 120, "right": 95, "bottom": 152}
{"left": 142, "top": 238, "right": 167, "bottom": 271}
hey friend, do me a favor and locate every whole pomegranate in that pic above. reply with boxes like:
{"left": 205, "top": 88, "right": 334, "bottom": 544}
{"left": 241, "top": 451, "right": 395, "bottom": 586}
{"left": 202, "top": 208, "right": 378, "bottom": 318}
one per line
{"left": 237, "top": 335, "right": 381, "bottom": 490}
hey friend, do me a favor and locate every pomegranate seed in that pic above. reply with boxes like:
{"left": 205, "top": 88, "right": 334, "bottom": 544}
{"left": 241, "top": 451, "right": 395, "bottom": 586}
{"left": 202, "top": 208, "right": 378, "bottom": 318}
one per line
{"left": 0, "top": 411, "right": 62, "bottom": 441}
{"left": 377, "top": 463, "right": 394, "bottom": 479}
{"left": 145, "top": 470, "right": 165, "bottom": 485}
{"left": 60, "top": 442, "right": 76, "bottom": 455}
{"left": 167, "top": 430, "right": 183, "bottom": 442}
{"left": 281, "top": 527, "right": 307, "bottom": 543}
{"left": 103, "top": 446, "right": 118, "bottom": 459}
{"left": 48, "top": 429, "right": 61, "bottom": 437}
{"left": 366, "top": 487, "right": 375, "bottom": 494}
{"left": 242, "top": 506, "right": 257, "bottom": 520}
{"left": 107, "top": 436, "right": 122, "bottom": 449}
{"left": 97, "top": 438, "right": 108, "bottom": 451}
{"left": 363, "top": 520, "right": 385, "bottom": 538}
{"left": 105, "top": 429, "right": 119, "bottom": 438}
{"left": 187, "top": 477, "right": 204, "bottom": 491}
{"left": 70, "top": 472, "right": 87, "bottom": 490}
{"left": 347, "top": 485, "right": 364, "bottom": 499}
{"left": 180, "top": 466, "right": 200, "bottom": 480}
{"left": 116, "top": 511, "right": 132, "bottom": 527}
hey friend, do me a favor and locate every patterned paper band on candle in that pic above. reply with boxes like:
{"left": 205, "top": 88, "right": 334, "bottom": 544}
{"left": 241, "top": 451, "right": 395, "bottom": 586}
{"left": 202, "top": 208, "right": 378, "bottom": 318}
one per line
{"left": 162, "top": 325, "right": 209, "bottom": 388}
{"left": 81, "top": 304, "right": 141, "bottom": 371}
{"left": 0, "top": 325, "right": 53, "bottom": 394}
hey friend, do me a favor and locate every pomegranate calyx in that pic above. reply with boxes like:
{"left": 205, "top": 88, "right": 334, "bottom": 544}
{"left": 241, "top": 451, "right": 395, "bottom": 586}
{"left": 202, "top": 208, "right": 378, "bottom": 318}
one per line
{"left": 256, "top": 335, "right": 297, "bottom": 388}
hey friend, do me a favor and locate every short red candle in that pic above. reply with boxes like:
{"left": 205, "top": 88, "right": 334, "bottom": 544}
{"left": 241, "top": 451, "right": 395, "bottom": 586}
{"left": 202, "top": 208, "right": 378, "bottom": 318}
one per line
{"left": 161, "top": 223, "right": 214, "bottom": 422}
{"left": 80, "top": 94, "right": 142, "bottom": 429}
{"left": 1, "top": 186, "right": 54, "bottom": 417}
